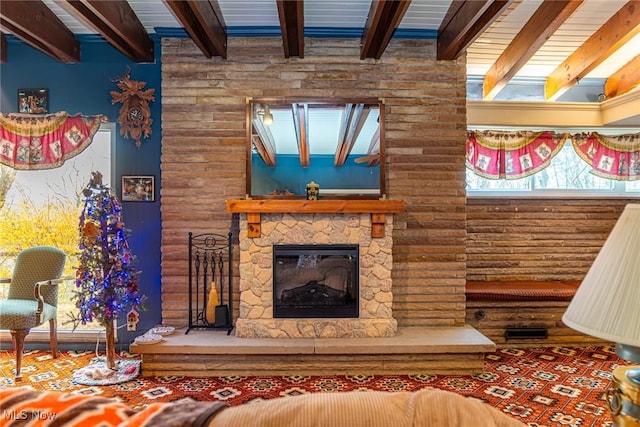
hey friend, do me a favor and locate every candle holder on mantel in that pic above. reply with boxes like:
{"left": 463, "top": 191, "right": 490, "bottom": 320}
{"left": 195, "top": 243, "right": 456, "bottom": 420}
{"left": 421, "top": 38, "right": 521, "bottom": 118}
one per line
{"left": 306, "top": 181, "right": 319, "bottom": 200}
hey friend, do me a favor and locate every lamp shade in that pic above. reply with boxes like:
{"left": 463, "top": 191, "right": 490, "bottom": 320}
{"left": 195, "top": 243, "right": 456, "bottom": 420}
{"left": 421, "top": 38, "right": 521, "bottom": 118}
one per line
{"left": 563, "top": 204, "right": 640, "bottom": 348}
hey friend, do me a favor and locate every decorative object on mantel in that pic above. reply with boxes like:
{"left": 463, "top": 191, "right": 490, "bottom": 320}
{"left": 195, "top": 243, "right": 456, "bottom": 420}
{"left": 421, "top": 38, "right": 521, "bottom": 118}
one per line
{"left": 306, "top": 180, "right": 319, "bottom": 200}
{"left": 0, "top": 111, "right": 106, "bottom": 170}
{"left": 110, "top": 68, "right": 155, "bottom": 149}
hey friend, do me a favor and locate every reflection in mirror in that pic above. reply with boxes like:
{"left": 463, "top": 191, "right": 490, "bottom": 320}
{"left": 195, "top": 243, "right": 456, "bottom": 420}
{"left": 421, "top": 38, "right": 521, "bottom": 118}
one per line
{"left": 247, "top": 97, "right": 385, "bottom": 199}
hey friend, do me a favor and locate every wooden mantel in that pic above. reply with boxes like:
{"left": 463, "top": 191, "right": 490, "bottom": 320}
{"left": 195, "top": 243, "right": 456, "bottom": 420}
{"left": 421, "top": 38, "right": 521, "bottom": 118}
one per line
{"left": 226, "top": 199, "right": 404, "bottom": 238}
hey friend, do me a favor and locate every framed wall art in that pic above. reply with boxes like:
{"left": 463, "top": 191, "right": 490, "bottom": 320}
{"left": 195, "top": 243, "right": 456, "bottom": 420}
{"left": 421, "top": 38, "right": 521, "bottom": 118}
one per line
{"left": 121, "top": 175, "right": 154, "bottom": 202}
{"left": 18, "top": 88, "right": 49, "bottom": 114}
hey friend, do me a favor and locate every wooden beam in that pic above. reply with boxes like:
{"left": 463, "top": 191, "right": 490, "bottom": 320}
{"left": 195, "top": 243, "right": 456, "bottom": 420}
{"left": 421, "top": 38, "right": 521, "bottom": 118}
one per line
{"left": 164, "top": 0, "right": 227, "bottom": 59}
{"left": 54, "top": 0, "right": 154, "bottom": 63}
{"left": 483, "top": 0, "right": 583, "bottom": 100}
{"left": 251, "top": 114, "right": 277, "bottom": 167}
{"left": 360, "top": 0, "right": 412, "bottom": 59}
{"left": 355, "top": 125, "right": 381, "bottom": 167}
{"left": 545, "top": 1, "right": 640, "bottom": 101}
{"left": 0, "top": 33, "right": 6, "bottom": 63}
{"left": 437, "top": 0, "right": 512, "bottom": 61}
{"left": 292, "top": 103, "right": 310, "bottom": 167}
{"left": 334, "top": 104, "right": 368, "bottom": 167}
{"left": 277, "top": 0, "right": 304, "bottom": 58}
{"left": 0, "top": 0, "right": 80, "bottom": 63}
{"left": 604, "top": 54, "right": 640, "bottom": 99}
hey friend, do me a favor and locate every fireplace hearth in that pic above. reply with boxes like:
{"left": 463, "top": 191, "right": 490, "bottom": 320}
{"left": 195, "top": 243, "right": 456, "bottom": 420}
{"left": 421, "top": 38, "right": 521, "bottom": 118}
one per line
{"left": 273, "top": 244, "right": 359, "bottom": 318}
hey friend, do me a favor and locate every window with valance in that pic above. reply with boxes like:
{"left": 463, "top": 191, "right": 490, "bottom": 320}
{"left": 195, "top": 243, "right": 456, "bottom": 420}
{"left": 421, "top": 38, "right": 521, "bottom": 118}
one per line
{"left": 467, "top": 130, "right": 640, "bottom": 182}
{"left": 0, "top": 112, "right": 105, "bottom": 170}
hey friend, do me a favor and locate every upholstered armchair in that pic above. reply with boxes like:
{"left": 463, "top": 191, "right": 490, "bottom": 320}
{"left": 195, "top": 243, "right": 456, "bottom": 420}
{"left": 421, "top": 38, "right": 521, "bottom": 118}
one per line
{"left": 0, "top": 246, "right": 66, "bottom": 380}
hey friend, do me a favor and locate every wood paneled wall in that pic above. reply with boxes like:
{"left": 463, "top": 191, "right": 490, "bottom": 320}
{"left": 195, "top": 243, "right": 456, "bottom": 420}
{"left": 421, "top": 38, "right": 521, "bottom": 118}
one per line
{"left": 160, "top": 37, "right": 468, "bottom": 328}
{"left": 467, "top": 198, "right": 628, "bottom": 281}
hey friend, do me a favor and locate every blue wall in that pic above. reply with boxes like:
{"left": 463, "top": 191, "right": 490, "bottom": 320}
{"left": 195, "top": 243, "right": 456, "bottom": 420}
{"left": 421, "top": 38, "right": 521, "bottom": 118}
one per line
{"left": 0, "top": 37, "right": 163, "bottom": 346}
{"left": 252, "top": 154, "right": 380, "bottom": 195}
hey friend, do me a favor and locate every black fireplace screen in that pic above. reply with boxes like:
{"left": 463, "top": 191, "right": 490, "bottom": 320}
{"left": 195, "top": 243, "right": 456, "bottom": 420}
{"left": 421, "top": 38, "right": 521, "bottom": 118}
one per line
{"left": 273, "top": 244, "right": 359, "bottom": 318}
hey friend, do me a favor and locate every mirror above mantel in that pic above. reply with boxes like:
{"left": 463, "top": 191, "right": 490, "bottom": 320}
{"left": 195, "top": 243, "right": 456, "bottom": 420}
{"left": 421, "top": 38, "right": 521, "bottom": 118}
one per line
{"left": 246, "top": 97, "right": 386, "bottom": 199}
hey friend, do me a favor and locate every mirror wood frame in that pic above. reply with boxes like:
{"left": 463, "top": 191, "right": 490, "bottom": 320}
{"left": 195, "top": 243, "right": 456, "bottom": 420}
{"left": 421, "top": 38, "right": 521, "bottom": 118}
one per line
{"left": 245, "top": 96, "right": 386, "bottom": 199}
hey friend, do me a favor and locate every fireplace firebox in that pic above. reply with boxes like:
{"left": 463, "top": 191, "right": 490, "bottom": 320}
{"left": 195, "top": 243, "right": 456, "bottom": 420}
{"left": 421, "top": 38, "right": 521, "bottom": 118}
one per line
{"left": 273, "top": 244, "right": 359, "bottom": 318}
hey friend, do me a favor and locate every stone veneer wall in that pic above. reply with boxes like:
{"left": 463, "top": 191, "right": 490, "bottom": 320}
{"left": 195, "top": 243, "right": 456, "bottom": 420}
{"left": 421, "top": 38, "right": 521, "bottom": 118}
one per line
{"left": 160, "top": 36, "right": 469, "bottom": 329}
{"left": 235, "top": 213, "right": 396, "bottom": 338}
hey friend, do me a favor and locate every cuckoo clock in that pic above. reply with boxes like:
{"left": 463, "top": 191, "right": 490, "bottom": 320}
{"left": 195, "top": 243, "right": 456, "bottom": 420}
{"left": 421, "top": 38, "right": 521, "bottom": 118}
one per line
{"left": 110, "top": 70, "right": 155, "bottom": 148}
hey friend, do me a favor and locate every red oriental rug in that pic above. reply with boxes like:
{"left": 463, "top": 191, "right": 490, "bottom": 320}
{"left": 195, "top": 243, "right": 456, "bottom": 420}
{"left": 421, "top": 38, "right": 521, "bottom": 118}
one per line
{"left": 0, "top": 345, "right": 628, "bottom": 426}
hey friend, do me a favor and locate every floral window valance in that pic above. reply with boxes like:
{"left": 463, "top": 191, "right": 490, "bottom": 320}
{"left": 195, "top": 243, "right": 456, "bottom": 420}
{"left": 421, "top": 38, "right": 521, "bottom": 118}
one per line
{"left": 0, "top": 111, "right": 105, "bottom": 170}
{"left": 572, "top": 132, "right": 640, "bottom": 181}
{"left": 466, "top": 130, "right": 567, "bottom": 179}
{"left": 467, "top": 130, "right": 640, "bottom": 181}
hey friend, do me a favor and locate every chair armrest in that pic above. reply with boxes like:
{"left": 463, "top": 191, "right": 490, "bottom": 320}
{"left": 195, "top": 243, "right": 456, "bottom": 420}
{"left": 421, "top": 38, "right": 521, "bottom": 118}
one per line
{"left": 34, "top": 279, "right": 65, "bottom": 324}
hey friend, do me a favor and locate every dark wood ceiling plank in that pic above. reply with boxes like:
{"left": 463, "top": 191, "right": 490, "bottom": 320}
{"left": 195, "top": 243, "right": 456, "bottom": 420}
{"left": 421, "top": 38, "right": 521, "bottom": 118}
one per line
{"left": 437, "top": 0, "right": 513, "bottom": 61}
{"left": 0, "top": 33, "right": 7, "bottom": 63}
{"left": 277, "top": 0, "right": 304, "bottom": 58}
{"left": 54, "top": 0, "right": 154, "bottom": 63}
{"left": 164, "top": 0, "right": 227, "bottom": 59}
{"left": 360, "top": 0, "right": 412, "bottom": 60}
{"left": 483, "top": 0, "right": 583, "bottom": 100}
{"left": 0, "top": 0, "right": 80, "bottom": 63}
{"left": 545, "top": 1, "right": 640, "bottom": 101}
{"left": 604, "top": 54, "right": 640, "bottom": 99}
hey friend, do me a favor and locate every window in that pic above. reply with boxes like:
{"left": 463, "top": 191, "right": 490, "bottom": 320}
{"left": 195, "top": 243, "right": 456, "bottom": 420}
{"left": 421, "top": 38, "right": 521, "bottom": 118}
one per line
{"left": 467, "top": 136, "right": 640, "bottom": 198}
{"left": 0, "top": 123, "right": 114, "bottom": 336}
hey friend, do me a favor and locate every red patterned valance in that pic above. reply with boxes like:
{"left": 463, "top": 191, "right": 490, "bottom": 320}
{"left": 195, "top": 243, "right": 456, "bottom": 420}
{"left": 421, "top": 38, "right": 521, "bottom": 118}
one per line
{"left": 0, "top": 112, "right": 105, "bottom": 170}
{"left": 572, "top": 132, "right": 640, "bottom": 181}
{"left": 466, "top": 130, "right": 567, "bottom": 179}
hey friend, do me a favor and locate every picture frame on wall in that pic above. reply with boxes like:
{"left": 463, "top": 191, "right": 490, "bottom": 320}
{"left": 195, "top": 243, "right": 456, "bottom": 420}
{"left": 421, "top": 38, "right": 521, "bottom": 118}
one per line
{"left": 122, "top": 175, "right": 155, "bottom": 202}
{"left": 18, "top": 88, "right": 49, "bottom": 114}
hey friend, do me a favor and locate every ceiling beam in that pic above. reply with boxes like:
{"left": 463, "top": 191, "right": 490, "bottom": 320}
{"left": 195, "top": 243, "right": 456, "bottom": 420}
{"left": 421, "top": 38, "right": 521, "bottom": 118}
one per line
{"left": 251, "top": 118, "right": 277, "bottom": 167}
{"left": 604, "top": 54, "right": 640, "bottom": 100}
{"left": 483, "top": 0, "right": 583, "bottom": 100}
{"left": 0, "top": 33, "right": 6, "bottom": 63}
{"left": 335, "top": 104, "right": 368, "bottom": 167}
{"left": 277, "top": 0, "right": 304, "bottom": 58}
{"left": 164, "top": 0, "right": 227, "bottom": 59}
{"left": 292, "top": 103, "right": 310, "bottom": 167}
{"left": 360, "top": 0, "right": 412, "bottom": 60}
{"left": 355, "top": 125, "right": 381, "bottom": 167}
{"left": 437, "top": 0, "right": 513, "bottom": 61}
{"left": 54, "top": 0, "right": 154, "bottom": 63}
{"left": 0, "top": 0, "right": 80, "bottom": 63}
{"left": 545, "top": 1, "right": 640, "bottom": 101}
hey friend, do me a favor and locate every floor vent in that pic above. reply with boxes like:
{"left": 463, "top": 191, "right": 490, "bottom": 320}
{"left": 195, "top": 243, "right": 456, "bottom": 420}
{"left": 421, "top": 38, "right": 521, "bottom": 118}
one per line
{"left": 504, "top": 327, "right": 548, "bottom": 340}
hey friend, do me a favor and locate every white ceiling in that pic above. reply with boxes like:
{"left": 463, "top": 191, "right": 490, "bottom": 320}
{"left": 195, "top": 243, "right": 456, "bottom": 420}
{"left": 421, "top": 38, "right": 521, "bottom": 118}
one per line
{"left": 40, "top": 0, "right": 640, "bottom": 83}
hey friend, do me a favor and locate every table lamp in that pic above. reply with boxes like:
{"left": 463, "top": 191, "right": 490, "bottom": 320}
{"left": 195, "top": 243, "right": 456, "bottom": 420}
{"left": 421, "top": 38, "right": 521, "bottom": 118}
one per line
{"left": 563, "top": 204, "right": 640, "bottom": 424}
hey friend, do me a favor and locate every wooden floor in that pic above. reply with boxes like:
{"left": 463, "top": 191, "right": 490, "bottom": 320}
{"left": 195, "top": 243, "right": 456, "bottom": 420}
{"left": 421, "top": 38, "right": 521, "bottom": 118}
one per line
{"left": 130, "top": 325, "right": 496, "bottom": 376}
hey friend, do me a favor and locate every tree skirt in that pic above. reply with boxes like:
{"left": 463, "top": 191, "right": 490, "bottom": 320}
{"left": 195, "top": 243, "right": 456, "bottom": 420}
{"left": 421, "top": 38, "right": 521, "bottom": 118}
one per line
{"left": 73, "top": 358, "right": 141, "bottom": 385}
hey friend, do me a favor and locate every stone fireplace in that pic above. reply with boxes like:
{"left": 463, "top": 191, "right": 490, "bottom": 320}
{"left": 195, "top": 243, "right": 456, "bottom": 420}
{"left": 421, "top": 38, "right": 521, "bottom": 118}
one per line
{"left": 227, "top": 199, "right": 404, "bottom": 339}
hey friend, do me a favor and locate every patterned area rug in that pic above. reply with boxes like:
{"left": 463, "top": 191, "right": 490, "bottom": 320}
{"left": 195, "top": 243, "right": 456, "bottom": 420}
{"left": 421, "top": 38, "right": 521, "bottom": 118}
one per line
{"left": 0, "top": 345, "right": 627, "bottom": 426}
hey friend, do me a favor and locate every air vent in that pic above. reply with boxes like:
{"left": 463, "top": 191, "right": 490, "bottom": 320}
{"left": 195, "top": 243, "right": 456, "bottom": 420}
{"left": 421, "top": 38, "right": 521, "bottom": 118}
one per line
{"left": 504, "top": 327, "right": 548, "bottom": 340}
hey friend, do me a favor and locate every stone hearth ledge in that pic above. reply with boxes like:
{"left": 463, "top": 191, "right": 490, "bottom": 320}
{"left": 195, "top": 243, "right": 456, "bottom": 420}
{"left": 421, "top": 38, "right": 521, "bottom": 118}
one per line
{"left": 130, "top": 326, "right": 496, "bottom": 376}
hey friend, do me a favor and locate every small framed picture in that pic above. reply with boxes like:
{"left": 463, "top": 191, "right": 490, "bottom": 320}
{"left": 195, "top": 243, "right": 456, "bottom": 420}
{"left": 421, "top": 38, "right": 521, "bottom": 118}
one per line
{"left": 121, "top": 175, "right": 155, "bottom": 202}
{"left": 18, "top": 88, "right": 49, "bottom": 114}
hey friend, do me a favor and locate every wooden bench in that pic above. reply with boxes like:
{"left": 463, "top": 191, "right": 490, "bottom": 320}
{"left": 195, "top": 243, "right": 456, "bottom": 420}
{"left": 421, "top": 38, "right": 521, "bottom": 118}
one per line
{"left": 465, "top": 281, "right": 607, "bottom": 348}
